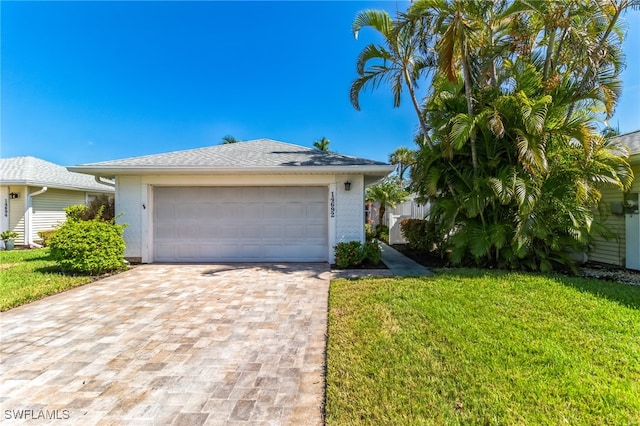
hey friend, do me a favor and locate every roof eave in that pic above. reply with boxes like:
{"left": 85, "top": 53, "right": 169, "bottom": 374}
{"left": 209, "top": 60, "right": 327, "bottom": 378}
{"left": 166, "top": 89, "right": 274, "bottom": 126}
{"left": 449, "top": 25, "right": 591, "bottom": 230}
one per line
{"left": 0, "top": 180, "right": 114, "bottom": 193}
{"left": 68, "top": 165, "right": 395, "bottom": 177}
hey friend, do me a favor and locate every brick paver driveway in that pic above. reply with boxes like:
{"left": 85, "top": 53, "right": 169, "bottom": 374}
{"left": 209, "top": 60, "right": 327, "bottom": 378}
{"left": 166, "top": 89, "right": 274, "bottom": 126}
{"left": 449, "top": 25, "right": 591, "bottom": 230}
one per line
{"left": 0, "top": 263, "right": 330, "bottom": 425}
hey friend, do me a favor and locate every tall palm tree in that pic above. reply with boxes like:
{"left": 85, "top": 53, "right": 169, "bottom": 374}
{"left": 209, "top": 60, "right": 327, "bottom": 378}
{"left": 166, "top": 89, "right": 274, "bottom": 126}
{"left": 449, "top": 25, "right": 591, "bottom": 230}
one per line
{"left": 221, "top": 135, "right": 239, "bottom": 144}
{"left": 313, "top": 137, "right": 330, "bottom": 152}
{"left": 351, "top": 9, "right": 435, "bottom": 148}
{"left": 389, "top": 147, "right": 415, "bottom": 185}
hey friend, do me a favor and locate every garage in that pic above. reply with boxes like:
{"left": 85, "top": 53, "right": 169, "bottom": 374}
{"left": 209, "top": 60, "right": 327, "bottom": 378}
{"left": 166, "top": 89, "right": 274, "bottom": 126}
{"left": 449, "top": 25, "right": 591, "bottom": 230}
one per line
{"left": 153, "top": 186, "right": 328, "bottom": 262}
{"left": 69, "top": 139, "right": 395, "bottom": 263}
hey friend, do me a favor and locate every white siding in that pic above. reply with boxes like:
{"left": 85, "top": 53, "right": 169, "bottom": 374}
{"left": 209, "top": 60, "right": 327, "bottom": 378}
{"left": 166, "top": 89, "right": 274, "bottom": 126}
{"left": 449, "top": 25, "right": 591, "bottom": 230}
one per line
{"left": 590, "top": 163, "right": 640, "bottom": 266}
{"left": 590, "top": 186, "right": 625, "bottom": 266}
{"left": 31, "top": 188, "right": 85, "bottom": 242}
{"left": 8, "top": 186, "right": 26, "bottom": 245}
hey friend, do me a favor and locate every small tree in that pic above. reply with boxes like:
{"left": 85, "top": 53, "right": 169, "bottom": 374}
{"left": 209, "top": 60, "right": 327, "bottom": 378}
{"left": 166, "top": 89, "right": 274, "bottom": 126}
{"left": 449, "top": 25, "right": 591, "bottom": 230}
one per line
{"left": 221, "top": 135, "right": 239, "bottom": 144}
{"left": 313, "top": 137, "right": 330, "bottom": 152}
{"left": 365, "top": 177, "right": 409, "bottom": 229}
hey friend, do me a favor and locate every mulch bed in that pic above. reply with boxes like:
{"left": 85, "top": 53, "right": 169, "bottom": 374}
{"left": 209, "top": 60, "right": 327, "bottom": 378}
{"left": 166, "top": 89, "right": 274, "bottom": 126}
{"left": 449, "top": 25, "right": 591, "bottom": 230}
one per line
{"left": 393, "top": 244, "right": 640, "bottom": 286}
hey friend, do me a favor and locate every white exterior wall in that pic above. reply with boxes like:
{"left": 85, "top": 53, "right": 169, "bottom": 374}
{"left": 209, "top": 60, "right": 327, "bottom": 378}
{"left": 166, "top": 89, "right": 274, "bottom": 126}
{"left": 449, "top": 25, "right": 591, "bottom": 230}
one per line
{"left": 115, "top": 173, "right": 367, "bottom": 263}
{"left": 590, "top": 163, "right": 640, "bottom": 267}
{"left": 590, "top": 186, "right": 625, "bottom": 266}
{"left": 116, "top": 176, "right": 144, "bottom": 261}
{"left": 335, "top": 175, "right": 365, "bottom": 243}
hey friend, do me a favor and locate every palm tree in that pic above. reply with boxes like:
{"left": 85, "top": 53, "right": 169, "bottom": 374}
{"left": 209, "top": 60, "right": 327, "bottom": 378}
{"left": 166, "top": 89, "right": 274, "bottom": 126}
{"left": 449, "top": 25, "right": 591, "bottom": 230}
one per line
{"left": 313, "top": 137, "right": 330, "bottom": 152}
{"left": 351, "top": 9, "right": 435, "bottom": 148}
{"left": 221, "top": 135, "right": 239, "bottom": 144}
{"left": 365, "top": 178, "right": 409, "bottom": 229}
{"left": 389, "top": 147, "right": 415, "bottom": 185}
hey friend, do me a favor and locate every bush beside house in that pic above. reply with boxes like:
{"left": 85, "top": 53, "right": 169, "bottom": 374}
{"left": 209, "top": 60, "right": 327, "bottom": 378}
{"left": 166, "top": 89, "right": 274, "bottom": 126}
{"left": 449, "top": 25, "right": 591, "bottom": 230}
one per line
{"left": 334, "top": 240, "right": 382, "bottom": 268}
{"left": 49, "top": 202, "right": 126, "bottom": 275}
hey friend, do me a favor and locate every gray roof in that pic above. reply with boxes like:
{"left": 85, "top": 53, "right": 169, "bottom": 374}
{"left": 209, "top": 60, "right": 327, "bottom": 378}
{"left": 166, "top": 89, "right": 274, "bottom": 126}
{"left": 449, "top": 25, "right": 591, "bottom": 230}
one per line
{"left": 69, "top": 139, "right": 394, "bottom": 176}
{"left": 616, "top": 130, "right": 640, "bottom": 157}
{"left": 0, "top": 156, "right": 114, "bottom": 192}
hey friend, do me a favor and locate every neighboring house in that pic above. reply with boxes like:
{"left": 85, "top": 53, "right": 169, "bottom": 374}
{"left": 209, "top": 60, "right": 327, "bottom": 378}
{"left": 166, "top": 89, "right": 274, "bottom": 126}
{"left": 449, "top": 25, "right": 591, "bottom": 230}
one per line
{"left": 0, "top": 156, "right": 115, "bottom": 248}
{"left": 69, "top": 139, "right": 393, "bottom": 263}
{"left": 589, "top": 130, "right": 640, "bottom": 270}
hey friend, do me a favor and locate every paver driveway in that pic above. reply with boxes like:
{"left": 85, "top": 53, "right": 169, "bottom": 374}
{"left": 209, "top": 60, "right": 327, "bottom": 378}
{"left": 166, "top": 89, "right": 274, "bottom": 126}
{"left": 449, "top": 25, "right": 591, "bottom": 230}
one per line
{"left": 0, "top": 263, "right": 331, "bottom": 425}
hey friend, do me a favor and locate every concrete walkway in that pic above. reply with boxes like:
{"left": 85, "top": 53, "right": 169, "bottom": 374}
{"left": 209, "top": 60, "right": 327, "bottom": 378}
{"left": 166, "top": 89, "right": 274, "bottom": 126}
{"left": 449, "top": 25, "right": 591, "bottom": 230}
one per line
{"left": 0, "top": 263, "right": 329, "bottom": 425}
{"left": 380, "top": 242, "right": 433, "bottom": 277}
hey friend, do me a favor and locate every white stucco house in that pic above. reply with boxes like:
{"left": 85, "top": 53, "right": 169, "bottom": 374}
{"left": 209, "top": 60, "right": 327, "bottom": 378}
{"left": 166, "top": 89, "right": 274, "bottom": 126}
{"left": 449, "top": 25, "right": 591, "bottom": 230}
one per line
{"left": 0, "top": 156, "right": 115, "bottom": 248}
{"left": 69, "top": 139, "right": 394, "bottom": 263}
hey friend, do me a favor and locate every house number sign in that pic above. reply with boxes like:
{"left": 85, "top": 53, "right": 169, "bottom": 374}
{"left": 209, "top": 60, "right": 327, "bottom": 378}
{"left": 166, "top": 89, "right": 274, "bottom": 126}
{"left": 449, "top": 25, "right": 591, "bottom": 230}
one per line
{"left": 330, "top": 191, "right": 335, "bottom": 218}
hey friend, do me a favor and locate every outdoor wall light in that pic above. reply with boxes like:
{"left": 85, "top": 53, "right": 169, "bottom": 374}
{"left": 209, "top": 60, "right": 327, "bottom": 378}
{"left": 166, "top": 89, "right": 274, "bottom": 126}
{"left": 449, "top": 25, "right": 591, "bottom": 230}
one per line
{"left": 9, "top": 192, "right": 19, "bottom": 199}
{"left": 344, "top": 181, "right": 351, "bottom": 191}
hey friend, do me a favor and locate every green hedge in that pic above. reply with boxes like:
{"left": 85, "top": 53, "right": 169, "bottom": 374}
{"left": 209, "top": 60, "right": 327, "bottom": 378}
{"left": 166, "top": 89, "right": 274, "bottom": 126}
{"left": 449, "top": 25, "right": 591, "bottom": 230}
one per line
{"left": 49, "top": 219, "right": 127, "bottom": 275}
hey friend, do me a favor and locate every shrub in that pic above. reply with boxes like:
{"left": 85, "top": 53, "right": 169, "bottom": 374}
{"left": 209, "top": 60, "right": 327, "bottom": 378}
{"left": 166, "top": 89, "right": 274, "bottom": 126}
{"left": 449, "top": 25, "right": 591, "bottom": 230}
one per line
{"left": 334, "top": 241, "right": 366, "bottom": 268}
{"left": 363, "top": 239, "right": 382, "bottom": 265}
{"left": 65, "top": 195, "right": 115, "bottom": 222}
{"left": 334, "top": 240, "right": 382, "bottom": 268}
{"left": 375, "top": 224, "right": 389, "bottom": 244}
{"left": 49, "top": 219, "right": 127, "bottom": 275}
{"left": 400, "top": 218, "right": 447, "bottom": 258}
{"left": 37, "top": 229, "right": 58, "bottom": 247}
{"left": 400, "top": 219, "right": 429, "bottom": 252}
{"left": 365, "top": 224, "right": 376, "bottom": 241}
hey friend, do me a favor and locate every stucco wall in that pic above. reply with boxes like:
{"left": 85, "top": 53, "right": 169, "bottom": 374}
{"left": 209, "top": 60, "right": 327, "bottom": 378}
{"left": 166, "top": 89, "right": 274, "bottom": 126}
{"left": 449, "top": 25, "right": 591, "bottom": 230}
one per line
{"left": 335, "top": 174, "right": 365, "bottom": 244}
{"left": 116, "top": 176, "right": 143, "bottom": 260}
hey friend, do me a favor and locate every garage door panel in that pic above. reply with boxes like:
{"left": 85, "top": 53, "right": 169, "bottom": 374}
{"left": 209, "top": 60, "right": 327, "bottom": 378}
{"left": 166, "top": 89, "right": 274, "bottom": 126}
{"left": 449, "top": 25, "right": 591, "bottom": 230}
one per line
{"left": 153, "top": 186, "right": 328, "bottom": 262}
{"left": 241, "top": 224, "right": 261, "bottom": 238}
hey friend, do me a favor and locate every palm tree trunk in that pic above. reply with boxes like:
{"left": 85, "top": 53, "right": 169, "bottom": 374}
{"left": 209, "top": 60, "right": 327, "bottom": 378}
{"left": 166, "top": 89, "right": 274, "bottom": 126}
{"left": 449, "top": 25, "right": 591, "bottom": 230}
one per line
{"left": 543, "top": 26, "right": 556, "bottom": 80}
{"left": 378, "top": 204, "right": 386, "bottom": 229}
{"left": 404, "top": 68, "right": 434, "bottom": 149}
{"left": 461, "top": 47, "right": 478, "bottom": 172}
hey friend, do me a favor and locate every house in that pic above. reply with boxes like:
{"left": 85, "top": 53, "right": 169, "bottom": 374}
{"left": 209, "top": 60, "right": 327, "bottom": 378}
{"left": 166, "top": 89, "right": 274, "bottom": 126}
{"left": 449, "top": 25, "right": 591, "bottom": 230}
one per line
{"left": 589, "top": 130, "right": 640, "bottom": 270}
{"left": 69, "top": 139, "right": 394, "bottom": 263}
{"left": 0, "top": 156, "right": 115, "bottom": 248}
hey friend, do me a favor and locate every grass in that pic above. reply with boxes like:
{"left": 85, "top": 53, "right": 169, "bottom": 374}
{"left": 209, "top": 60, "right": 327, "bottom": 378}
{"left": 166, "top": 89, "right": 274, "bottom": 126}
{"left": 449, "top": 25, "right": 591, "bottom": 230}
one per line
{"left": 0, "top": 248, "right": 96, "bottom": 311}
{"left": 326, "top": 269, "right": 640, "bottom": 425}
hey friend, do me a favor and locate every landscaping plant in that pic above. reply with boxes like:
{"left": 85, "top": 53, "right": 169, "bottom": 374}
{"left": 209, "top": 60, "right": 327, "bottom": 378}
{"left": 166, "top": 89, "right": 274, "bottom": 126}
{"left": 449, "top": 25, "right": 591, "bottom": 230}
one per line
{"left": 351, "top": 1, "right": 635, "bottom": 271}
{"left": 334, "top": 240, "right": 382, "bottom": 268}
{"left": 49, "top": 205, "right": 126, "bottom": 275}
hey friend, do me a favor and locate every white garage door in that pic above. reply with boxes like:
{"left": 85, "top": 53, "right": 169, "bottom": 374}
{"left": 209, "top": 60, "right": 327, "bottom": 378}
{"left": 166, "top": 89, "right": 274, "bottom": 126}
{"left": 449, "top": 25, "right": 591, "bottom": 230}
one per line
{"left": 153, "top": 186, "right": 328, "bottom": 262}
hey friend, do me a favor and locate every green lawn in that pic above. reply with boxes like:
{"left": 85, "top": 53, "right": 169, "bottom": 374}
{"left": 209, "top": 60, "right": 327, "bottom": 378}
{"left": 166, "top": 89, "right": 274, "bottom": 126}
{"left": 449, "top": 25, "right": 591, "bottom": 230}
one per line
{"left": 326, "top": 269, "right": 640, "bottom": 425}
{"left": 0, "top": 248, "right": 96, "bottom": 311}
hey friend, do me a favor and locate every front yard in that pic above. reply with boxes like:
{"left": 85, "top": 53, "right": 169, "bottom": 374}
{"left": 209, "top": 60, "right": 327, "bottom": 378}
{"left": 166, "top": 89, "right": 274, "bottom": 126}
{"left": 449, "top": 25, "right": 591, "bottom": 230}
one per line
{"left": 326, "top": 269, "right": 640, "bottom": 425}
{"left": 0, "top": 248, "right": 95, "bottom": 311}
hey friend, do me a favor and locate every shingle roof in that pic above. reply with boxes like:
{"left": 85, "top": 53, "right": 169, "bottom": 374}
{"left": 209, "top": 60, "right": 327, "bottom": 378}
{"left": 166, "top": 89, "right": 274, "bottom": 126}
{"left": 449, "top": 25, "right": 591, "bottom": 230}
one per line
{"left": 616, "top": 130, "right": 640, "bottom": 156}
{"left": 0, "top": 156, "right": 114, "bottom": 192}
{"left": 70, "top": 139, "right": 394, "bottom": 176}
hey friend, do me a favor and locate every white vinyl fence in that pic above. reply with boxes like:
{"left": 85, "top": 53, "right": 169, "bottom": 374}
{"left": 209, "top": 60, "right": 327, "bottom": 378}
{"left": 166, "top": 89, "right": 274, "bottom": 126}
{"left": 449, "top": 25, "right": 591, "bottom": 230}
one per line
{"left": 367, "top": 197, "right": 431, "bottom": 245}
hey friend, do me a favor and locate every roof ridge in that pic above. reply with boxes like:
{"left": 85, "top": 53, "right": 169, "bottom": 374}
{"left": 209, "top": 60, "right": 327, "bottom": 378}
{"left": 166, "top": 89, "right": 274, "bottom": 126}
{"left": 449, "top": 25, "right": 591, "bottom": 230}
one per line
{"left": 614, "top": 129, "right": 640, "bottom": 138}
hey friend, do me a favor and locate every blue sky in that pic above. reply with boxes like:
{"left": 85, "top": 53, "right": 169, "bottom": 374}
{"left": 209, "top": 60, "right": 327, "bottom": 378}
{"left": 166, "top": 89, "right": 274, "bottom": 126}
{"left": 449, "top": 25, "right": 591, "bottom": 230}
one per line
{"left": 1, "top": 1, "right": 639, "bottom": 166}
